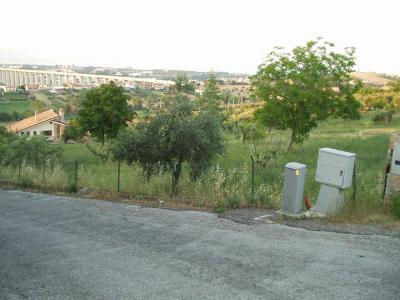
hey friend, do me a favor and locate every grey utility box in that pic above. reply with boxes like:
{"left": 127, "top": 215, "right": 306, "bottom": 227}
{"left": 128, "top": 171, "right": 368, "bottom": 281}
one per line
{"left": 315, "top": 148, "right": 355, "bottom": 189}
{"left": 282, "top": 162, "right": 307, "bottom": 215}
{"left": 314, "top": 148, "right": 356, "bottom": 215}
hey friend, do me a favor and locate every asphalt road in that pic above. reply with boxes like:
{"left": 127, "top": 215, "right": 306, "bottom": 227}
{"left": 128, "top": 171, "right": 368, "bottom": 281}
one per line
{"left": 1, "top": 190, "right": 399, "bottom": 299}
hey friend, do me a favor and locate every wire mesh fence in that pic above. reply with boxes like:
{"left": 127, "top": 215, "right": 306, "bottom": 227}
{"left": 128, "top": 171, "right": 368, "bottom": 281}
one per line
{"left": 0, "top": 156, "right": 363, "bottom": 209}
{"left": 0, "top": 156, "right": 303, "bottom": 206}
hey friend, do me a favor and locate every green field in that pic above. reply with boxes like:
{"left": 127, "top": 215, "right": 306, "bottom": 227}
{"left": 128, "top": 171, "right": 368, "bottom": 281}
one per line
{"left": 0, "top": 100, "right": 31, "bottom": 114}
{"left": 0, "top": 90, "right": 84, "bottom": 116}
{"left": 1, "top": 111, "right": 397, "bottom": 218}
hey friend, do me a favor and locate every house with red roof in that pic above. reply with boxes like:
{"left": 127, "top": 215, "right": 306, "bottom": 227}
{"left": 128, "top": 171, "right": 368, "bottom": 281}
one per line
{"left": 8, "top": 108, "right": 68, "bottom": 141}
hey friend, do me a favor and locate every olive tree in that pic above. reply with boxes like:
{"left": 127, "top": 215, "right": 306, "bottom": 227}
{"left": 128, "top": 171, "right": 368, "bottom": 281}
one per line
{"left": 112, "top": 94, "right": 224, "bottom": 196}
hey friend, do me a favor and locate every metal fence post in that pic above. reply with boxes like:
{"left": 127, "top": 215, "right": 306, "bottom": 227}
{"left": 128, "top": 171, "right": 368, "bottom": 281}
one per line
{"left": 117, "top": 160, "right": 121, "bottom": 193}
{"left": 351, "top": 161, "right": 357, "bottom": 203}
{"left": 42, "top": 160, "right": 46, "bottom": 182}
{"left": 250, "top": 155, "right": 255, "bottom": 199}
{"left": 18, "top": 159, "right": 21, "bottom": 181}
{"left": 74, "top": 160, "right": 78, "bottom": 189}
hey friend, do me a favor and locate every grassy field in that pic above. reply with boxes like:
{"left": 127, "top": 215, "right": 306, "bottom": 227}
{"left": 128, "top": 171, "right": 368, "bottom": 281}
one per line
{"left": 0, "top": 100, "right": 31, "bottom": 114}
{"left": 0, "top": 90, "right": 82, "bottom": 116}
{"left": 1, "top": 111, "right": 398, "bottom": 220}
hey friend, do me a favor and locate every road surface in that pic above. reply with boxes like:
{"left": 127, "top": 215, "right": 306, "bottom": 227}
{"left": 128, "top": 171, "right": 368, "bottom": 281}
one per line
{"left": 1, "top": 190, "right": 399, "bottom": 299}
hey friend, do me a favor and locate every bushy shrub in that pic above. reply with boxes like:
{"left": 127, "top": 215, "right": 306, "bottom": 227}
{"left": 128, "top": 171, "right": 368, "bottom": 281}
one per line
{"left": 372, "top": 110, "right": 395, "bottom": 123}
{"left": 227, "top": 194, "right": 241, "bottom": 209}
{"left": 372, "top": 112, "right": 387, "bottom": 122}
{"left": 214, "top": 200, "right": 226, "bottom": 213}
{"left": 65, "top": 182, "right": 78, "bottom": 193}
{"left": 20, "top": 178, "right": 33, "bottom": 188}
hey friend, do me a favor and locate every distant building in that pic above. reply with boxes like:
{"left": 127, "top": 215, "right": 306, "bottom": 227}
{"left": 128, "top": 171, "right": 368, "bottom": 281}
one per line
{"left": 49, "top": 87, "right": 65, "bottom": 94}
{"left": 8, "top": 108, "right": 68, "bottom": 141}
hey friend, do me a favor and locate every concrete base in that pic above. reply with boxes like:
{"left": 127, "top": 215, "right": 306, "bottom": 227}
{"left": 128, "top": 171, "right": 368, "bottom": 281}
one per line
{"left": 384, "top": 173, "right": 400, "bottom": 207}
{"left": 277, "top": 210, "right": 326, "bottom": 219}
{"left": 314, "top": 184, "right": 344, "bottom": 215}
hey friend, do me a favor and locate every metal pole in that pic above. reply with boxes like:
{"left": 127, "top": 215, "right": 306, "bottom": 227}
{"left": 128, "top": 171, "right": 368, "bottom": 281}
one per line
{"left": 74, "top": 160, "right": 78, "bottom": 190}
{"left": 18, "top": 159, "right": 21, "bottom": 181}
{"left": 117, "top": 160, "right": 121, "bottom": 193}
{"left": 251, "top": 155, "right": 255, "bottom": 199}
{"left": 351, "top": 161, "right": 357, "bottom": 203}
{"left": 43, "top": 160, "right": 46, "bottom": 182}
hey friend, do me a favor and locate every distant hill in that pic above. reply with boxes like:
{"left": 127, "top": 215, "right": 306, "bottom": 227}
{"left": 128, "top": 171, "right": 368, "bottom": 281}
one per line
{"left": 351, "top": 72, "right": 396, "bottom": 87}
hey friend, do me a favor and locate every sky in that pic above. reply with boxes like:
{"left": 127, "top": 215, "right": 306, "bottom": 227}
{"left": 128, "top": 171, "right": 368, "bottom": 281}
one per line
{"left": 1, "top": 0, "right": 399, "bottom": 75}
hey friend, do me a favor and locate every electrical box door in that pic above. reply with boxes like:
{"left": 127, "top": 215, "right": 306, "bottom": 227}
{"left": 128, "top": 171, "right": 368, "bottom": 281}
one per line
{"left": 315, "top": 148, "right": 355, "bottom": 189}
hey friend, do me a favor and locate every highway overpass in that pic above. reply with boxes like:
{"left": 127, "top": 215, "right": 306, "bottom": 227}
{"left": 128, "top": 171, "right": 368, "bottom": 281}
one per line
{"left": 0, "top": 67, "right": 173, "bottom": 90}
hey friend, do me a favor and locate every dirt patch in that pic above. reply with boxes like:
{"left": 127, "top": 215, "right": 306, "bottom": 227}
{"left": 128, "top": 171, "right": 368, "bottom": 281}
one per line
{"left": 0, "top": 180, "right": 212, "bottom": 212}
{"left": 1, "top": 179, "right": 399, "bottom": 237}
{"left": 219, "top": 208, "right": 400, "bottom": 237}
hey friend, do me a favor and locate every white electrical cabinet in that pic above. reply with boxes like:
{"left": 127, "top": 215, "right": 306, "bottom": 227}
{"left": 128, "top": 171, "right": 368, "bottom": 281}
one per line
{"left": 315, "top": 148, "right": 355, "bottom": 189}
{"left": 391, "top": 142, "right": 400, "bottom": 175}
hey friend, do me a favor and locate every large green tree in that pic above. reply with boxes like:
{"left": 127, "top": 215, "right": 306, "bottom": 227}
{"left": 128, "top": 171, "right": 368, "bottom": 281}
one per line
{"left": 78, "top": 82, "right": 132, "bottom": 144}
{"left": 112, "top": 94, "right": 224, "bottom": 196}
{"left": 251, "top": 38, "right": 362, "bottom": 150}
{"left": 199, "top": 73, "right": 222, "bottom": 113}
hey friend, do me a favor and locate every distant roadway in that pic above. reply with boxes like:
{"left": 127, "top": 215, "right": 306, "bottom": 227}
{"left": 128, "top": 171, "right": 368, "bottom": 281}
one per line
{"left": 1, "top": 190, "right": 399, "bottom": 299}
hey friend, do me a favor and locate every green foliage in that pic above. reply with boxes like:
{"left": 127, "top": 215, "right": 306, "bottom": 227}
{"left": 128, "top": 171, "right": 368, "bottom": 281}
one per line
{"left": 86, "top": 143, "right": 111, "bottom": 164}
{"left": 372, "top": 109, "right": 395, "bottom": 123}
{"left": 24, "top": 136, "right": 64, "bottom": 170}
{"left": 0, "top": 112, "right": 396, "bottom": 216}
{"left": 0, "top": 134, "right": 63, "bottom": 183}
{"left": 78, "top": 82, "right": 132, "bottom": 144}
{"left": 20, "top": 177, "right": 33, "bottom": 188}
{"left": 251, "top": 38, "right": 361, "bottom": 150}
{"left": 17, "top": 137, "right": 61, "bottom": 166}
{"left": 30, "top": 100, "right": 46, "bottom": 113}
{"left": 0, "top": 111, "right": 24, "bottom": 122}
{"left": 391, "top": 193, "right": 400, "bottom": 219}
{"left": 0, "top": 100, "right": 31, "bottom": 114}
{"left": 227, "top": 194, "right": 241, "bottom": 209}
{"left": 234, "top": 121, "right": 265, "bottom": 145}
{"left": 356, "top": 87, "right": 400, "bottom": 112}
{"left": 0, "top": 127, "right": 17, "bottom": 165}
{"left": 214, "top": 200, "right": 226, "bottom": 213}
{"left": 113, "top": 94, "right": 224, "bottom": 196}
{"left": 388, "top": 80, "right": 400, "bottom": 92}
{"left": 372, "top": 111, "right": 388, "bottom": 123}
{"left": 65, "top": 182, "right": 78, "bottom": 193}
{"left": 172, "top": 74, "right": 196, "bottom": 94}
{"left": 369, "top": 93, "right": 396, "bottom": 123}
{"left": 0, "top": 92, "right": 27, "bottom": 101}
{"left": 62, "top": 118, "right": 85, "bottom": 143}
{"left": 199, "top": 73, "right": 222, "bottom": 115}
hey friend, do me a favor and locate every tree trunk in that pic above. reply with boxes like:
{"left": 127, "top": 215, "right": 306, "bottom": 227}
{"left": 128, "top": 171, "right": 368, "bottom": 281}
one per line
{"left": 170, "top": 160, "right": 182, "bottom": 197}
{"left": 287, "top": 128, "right": 296, "bottom": 151}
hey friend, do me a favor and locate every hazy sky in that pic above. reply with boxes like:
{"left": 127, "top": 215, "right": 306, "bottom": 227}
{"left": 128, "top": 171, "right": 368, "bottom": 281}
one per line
{"left": 1, "top": 0, "right": 399, "bottom": 75}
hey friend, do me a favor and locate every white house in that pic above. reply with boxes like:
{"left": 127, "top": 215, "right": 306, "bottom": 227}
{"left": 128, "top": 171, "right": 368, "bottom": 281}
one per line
{"left": 8, "top": 108, "right": 68, "bottom": 141}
